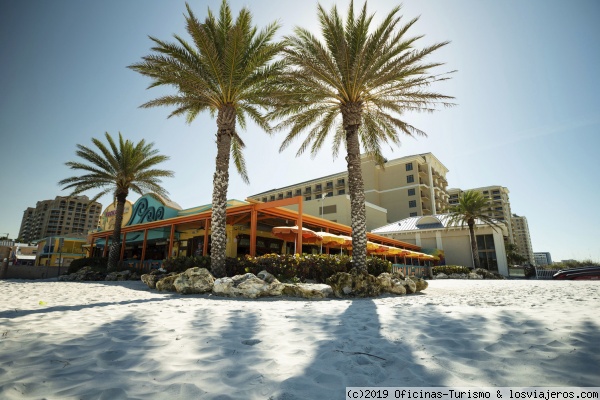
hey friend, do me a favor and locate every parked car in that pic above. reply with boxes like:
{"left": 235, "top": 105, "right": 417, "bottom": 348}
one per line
{"left": 552, "top": 266, "right": 600, "bottom": 280}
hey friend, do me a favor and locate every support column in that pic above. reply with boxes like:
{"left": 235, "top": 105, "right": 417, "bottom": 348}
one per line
{"left": 120, "top": 232, "right": 127, "bottom": 262}
{"left": 168, "top": 224, "right": 175, "bottom": 258}
{"left": 141, "top": 230, "right": 148, "bottom": 262}
{"left": 250, "top": 210, "right": 257, "bottom": 257}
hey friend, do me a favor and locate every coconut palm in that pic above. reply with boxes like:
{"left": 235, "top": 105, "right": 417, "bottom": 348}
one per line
{"left": 128, "top": 1, "right": 284, "bottom": 277}
{"left": 270, "top": 1, "right": 454, "bottom": 272}
{"left": 59, "top": 132, "right": 174, "bottom": 272}
{"left": 446, "top": 190, "right": 503, "bottom": 269}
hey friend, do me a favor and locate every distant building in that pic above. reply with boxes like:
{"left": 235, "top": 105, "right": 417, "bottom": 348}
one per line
{"left": 35, "top": 235, "right": 88, "bottom": 267}
{"left": 448, "top": 186, "right": 514, "bottom": 243}
{"left": 534, "top": 252, "right": 552, "bottom": 266}
{"left": 249, "top": 152, "right": 450, "bottom": 229}
{"left": 512, "top": 214, "right": 535, "bottom": 265}
{"left": 19, "top": 195, "right": 102, "bottom": 242}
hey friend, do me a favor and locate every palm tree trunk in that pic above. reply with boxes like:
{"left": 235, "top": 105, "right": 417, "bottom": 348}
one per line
{"left": 210, "top": 105, "right": 235, "bottom": 278}
{"left": 107, "top": 192, "right": 127, "bottom": 272}
{"left": 342, "top": 102, "right": 367, "bottom": 273}
{"left": 468, "top": 220, "right": 481, "bottom": 269}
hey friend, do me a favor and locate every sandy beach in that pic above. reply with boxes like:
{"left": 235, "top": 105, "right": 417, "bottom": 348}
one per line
{"left": 0, "top": 279, "right": 598, "bottom": 399}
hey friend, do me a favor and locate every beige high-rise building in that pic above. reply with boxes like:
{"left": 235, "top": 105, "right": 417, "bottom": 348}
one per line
{"left": 448, "top": 185, "right": 514, "bottom": 243}
{"left": 512, "top": 214, "right": 535, "bottom": 265}
{"left": 19, "top": 195, "right": 103, "bottom": 242}
{"left": 249, "top": 153, "right": 450, "bottom": 230}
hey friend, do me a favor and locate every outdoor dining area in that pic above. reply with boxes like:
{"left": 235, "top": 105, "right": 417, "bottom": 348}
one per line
{"left": 270, "top": 225, "right": 439, "bottom": 276}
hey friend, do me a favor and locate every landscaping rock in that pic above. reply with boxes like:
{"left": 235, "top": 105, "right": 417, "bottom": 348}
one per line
{"left": 156, "top": 274, "right": 180, "bottom": 292}
{"left": 402, "top": 277, "right": 417, "bottom": 294}
{"left": 474, "top": 268, "right": 505, "bottom": 279}
{"left": 105, "top": 270, "right": 131, "bottom": 281}
{"left": 173, "top": 267, "right": 215, "bottom": 294}
{"left": 434, "top": 273, "right": 448, "bottom": 279}
{"left": 141, "top": 270, "right": 175, "bottom": 289}
{"left": 282, "top": 283, "right": 333, "bottom": 299}
{"left": 326, "top": 268, "right": 382, "bottom": 298}
{"left": 377, "top": 272, "right": 407, "bottom": 295}
{"left": 468, "top": 272, "right": 483, "bottom": 279}
{"left": 58, "top": 266, "right": 106, "bottom": 282}
{"left": 410, "top": 276, "right": 428, "bottom": 292}
{"left": 212, "top": 273, "right": 284, "bottom": 298}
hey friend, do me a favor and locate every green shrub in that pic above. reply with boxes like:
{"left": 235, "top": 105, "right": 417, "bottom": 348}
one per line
{"left": 432, "top": 265, "right": 471, "bottom": 275}
{"left": 67, "top": 257, "right": 108, "bottom": 274}
{"left": 162, "top": 256, "right": 211, "bottom": 273}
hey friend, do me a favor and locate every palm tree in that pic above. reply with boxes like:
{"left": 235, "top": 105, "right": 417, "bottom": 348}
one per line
{"left": 446, "top": 190, "right": 503, "bottom": 269}
{"left": 270, "top": 1, "right": 454, "bottom": 273}
{"left": 128, "top": 1, "right": 284, "bottom": 277}
{"left": 59, "top": 132, "right": 173, "bottom": 272}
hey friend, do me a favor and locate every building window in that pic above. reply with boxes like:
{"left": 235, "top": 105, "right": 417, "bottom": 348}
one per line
{"left": 477, "top": 234, "right": 498, "bottom": 272}
{"left": 270, "top": 195, "right": 275, "bottom": 201}
{"left": 338, "top": 189, "right": 345, "bottom": 195}
{"left": 295, "top": 189, "right": 301, "bottom": 196}
{"left": 326, "top": 192, "right": 333, "bottom": 197}
{"left": 316, "top": 194, "right": 322, "bottom": 199}
{"left": 407, "top": 175, "right": 414, "bottom": 183}
{"left": 409, "top": 200, "right": 417, "bottom": 208}
{"left": 492, "top": 190, "right": 500, "bottom": 195}
{"left": 305, "top": 196, "right": 311, "bottom": 201}
{"left": 262, "top": 197, "right": 267, "bottom": 202}
{"left": 406, "top": 163, "right": 413, "bottom": 171}
{"left": 408, "top": 188, "right": 415, "bottom": 196}
{"left": 409, "top": 212, "right": 417, "bottom": 217}
{"left": 286, "top": 191, "right": 292, "bottom": 198}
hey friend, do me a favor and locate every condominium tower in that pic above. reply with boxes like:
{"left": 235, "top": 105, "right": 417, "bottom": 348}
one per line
{"left": 512, "top": 214, "right": 535, "bottom": 265}
{"left": 448, "top": 186, "right": 514, "bottom": 243}
{"left": 19, "top": 195, "right": 103, "bottom": 242}
{"left": 249, "top": 153, "right": 450, "bottom": 230}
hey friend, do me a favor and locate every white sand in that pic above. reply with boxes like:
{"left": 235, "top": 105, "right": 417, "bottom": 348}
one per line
{"left": 0, "top": 279, "right": 598, "bottom": 399}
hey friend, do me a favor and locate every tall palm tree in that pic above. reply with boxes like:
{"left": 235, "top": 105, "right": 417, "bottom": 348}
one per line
{"left": 446, "top": 190, "right": 503, "bottom": 269}
{"left": 270, "top": 1, "right": 454, "bottom": 273}
{"left": 59, "top": 132, "right": 173, "bottom": 272}
{"left": 128, "top": 1, "right": 284, "bottom": 277}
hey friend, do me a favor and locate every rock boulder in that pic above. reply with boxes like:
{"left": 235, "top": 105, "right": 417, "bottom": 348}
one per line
{"left": 173, "top": 267, "right": 215, "bottom": 294}
{"left": 326, "top": 268, "right": 383, "bottom": 298}
{"left": 377, "top": 272, "right": 407, "bottom": 295}
{"left": 282, "top": 283, "right": 333, "bottom": 299}
{"left": 212, "top": 273, "right": 284, "bottom": 298}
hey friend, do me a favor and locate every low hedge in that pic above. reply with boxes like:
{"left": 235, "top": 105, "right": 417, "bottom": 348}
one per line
{"left": 432, "top": 265, "right": 471, "bottom": 275}
{"left": 162, "top": 253, "right": 392, "bottom": 284}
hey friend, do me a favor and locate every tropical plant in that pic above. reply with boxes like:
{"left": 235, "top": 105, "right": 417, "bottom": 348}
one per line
{"left": 59, "top": 132, "right": 173, "bottom": 272}
{"left": 446, "top": 190, "right": 503, "bottom": 269}
{"left": 505, "top": 242, "right": 526, "bottom": 265}
{"left": 270, "top": 1, "right": 453, "bottom": 273}
{"left": 128, "top": 0, "right": 284, "bottom": 277}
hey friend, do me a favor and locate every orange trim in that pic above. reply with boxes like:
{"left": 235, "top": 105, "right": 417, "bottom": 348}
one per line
{"left": 168, "top": 224, "right": 175, "bottom": 258}
{"left": 250, "top": 210, "right": 257, "bottom": 256}
{"left": 203, "top": 219, "right": 210, "bottom": 256}
{"left": 120, "top": 232, "right": 127, "bottom": 262}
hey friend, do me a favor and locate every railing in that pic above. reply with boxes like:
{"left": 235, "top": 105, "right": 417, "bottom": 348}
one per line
{"left": 123, "top": 259, "right": 163, "bottom": 273}
{"left": 392, "top": 264, "right": 431, "bottom": 278}
{"left": 535, "top": 268, "right": 560, "bottom": 280}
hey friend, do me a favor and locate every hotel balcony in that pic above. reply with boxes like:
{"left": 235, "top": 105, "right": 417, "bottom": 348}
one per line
{"left": 336, "top": 180, "right": 345, "bottom": 188}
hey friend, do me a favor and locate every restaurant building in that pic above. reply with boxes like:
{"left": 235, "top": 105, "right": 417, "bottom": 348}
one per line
{"left": 88, "top": 193, "right": 434, "bottom": 271}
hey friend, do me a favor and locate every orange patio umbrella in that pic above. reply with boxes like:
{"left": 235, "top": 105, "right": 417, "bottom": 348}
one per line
{"left": 272, "top": 226, "right": 319, "bottom": 253}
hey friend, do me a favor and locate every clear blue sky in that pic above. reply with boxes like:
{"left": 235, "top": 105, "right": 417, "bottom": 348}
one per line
{"left": 1, "top": 0, "right": 598, "bottom": 262}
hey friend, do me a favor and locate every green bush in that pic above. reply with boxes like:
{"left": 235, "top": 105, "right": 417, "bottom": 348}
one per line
{"left": 67, "top": 257, "right": 108, "bottom": 274}
{"left": 162, "top": 256, "right": 211, "bottom": 273}
{"left": 432, "top": 265, "right": 471, "bottom": 275}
